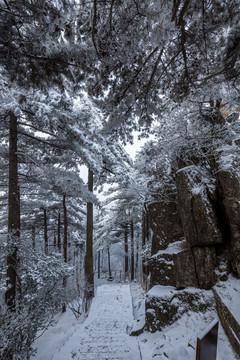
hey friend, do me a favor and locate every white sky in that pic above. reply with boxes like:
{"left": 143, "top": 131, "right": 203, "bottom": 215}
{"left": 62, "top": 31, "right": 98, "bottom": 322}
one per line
{"left": 80, "top": 132, "right": 150, "bottom": 184}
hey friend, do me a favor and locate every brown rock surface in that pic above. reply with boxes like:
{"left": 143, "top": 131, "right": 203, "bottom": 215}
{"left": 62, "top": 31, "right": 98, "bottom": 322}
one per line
{"left": 217, "top": 168, "right": 240, "bottom": 276}
{"left": 149, "top": 240, "right": 200, "bottom": 289}
{"left": 148, "top": 253, "right": 176, "bottom": 287}
{"left": 175, "top": 248, "right": 199, "bottom": 289}
{"left": 148, "top": 201, "right": 183, "bottom": 254}
{"left": 192, "top": 246, "right": 217, "bottom": 289}
{"left": 176, "top": 166, "right": 222, "bottom": 246}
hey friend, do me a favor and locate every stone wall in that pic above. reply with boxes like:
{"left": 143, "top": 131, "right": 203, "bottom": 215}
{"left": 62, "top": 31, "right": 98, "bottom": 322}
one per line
{"left": 213, "top": 289, "right": 240, "bottom": 357}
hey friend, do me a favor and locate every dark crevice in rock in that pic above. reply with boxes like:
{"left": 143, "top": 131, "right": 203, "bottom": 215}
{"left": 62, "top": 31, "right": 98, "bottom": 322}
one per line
{"left": 189, "top": 195, "right": 201, "bottom": 287}
{"left": 210, "top": 186, "right": 231, "bottom": 247}
{"left": 190, "top": 194, "right": 198, "bottom": 243}
{"left": 190, "top": 246, "right": 200, "bottom": 287}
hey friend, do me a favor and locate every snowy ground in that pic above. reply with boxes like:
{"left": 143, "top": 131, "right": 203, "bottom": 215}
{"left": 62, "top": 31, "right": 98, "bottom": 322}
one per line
{"left": 31, "top": 283, "right": 141, "bottom": 360}
{"left": 31, "top": 281, "right": 239, "bottom": 360}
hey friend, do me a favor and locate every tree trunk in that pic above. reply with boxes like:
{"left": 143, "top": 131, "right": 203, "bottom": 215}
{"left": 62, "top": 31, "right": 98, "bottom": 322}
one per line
{"left": 5, "top": 111, "right": 20, "bottom": 311}
{"left": 145, "top": 211, "right": 150, "bottom": 277}
{"left": 124, "top": 224, "right": 128, "bottom": 280}
{"left": 44, "top": 208, "right": 48, "bottom": 254}
{"left": 62, "top": 194, "right": 68, "bottom": 313}
{"left": 102, "top": 249, "right": 104, "bottom": 272}
{"left": 136, "top": 231, "right": 139, "bottom": 273}
{"left": 32, "top": 225, "right": 36, "bottom": 249}
{"left": 53, "top": 232, "right": 56, "bottom": 248}
{"left": 130, "top": 220, "right": 134, "bottom": 281}
{"left": 107, "top": 246, "right": 111, "bottom": 278}
{"left": 84, "top": 168, "right": 94, "bottom": 310}
{"left": 98, "top": 250, "right": 101, "bottom": 279}
{"left": 146, "top": 211, "right": 150, "bottom": 242}
{"left": 57, "top": 212, "right": 61, "bottom": 251}
{"left": 142, "top": 211, "right": 147, "bottom": 279}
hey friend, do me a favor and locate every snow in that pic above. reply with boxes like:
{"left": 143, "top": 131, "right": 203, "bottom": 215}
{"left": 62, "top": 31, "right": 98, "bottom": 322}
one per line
{"left": 214, "top": 275, "right": 240, "bottom": 324}
{"left": 138, "top": 310, "right": 237, "bottom": 360}
{"left": 147, "top": 285, "right": 177, "bottom": 299}
{"left": 31, "top": 281, "right": 239, "bottom": 360}
{"left": 31, "top": 283, "right": 141, "bottom": 360}
{"left": 151, "top": 239, "right": 187, "bottom": 257}
{"left": 198, "top": 318, "right": 218, "bottom": 340}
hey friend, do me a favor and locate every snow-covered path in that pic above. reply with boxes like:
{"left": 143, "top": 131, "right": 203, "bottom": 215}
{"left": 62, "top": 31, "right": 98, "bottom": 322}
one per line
{"left": 33, "top": 284, "right": 141, "bottom": 360}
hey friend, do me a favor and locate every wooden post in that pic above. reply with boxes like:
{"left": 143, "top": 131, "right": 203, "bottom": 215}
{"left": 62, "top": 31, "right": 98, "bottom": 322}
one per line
{"left": 196, "top": 320, "right": 219, "bottom": 360}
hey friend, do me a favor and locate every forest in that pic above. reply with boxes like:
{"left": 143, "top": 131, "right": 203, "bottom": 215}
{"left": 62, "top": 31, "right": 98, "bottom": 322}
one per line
{"left": 0, "top": 1, "right": 240, "bottom": 359}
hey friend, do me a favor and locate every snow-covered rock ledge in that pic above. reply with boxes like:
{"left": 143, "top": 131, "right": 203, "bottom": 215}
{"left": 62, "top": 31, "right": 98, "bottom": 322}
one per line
{"left": 213, "top": 276, "right": 240, "bottom": 357}
{"left": 145, "top": 285, "right": 214, "bottom": 332}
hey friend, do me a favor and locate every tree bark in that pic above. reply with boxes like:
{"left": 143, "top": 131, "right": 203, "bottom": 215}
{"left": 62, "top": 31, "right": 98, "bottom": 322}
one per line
{"left": 98, "top": 250, "right": 101, "bottom": 279}
{"left": 84, "top": 168, "right": 94, "bottom": 309}
{"left": 130, "top": 220, "right": 134, "bottom": 281}
{"left": 142, "top": 211, "right": 147, "bottom": 278}
{"left": 107, "top": 246, "right": 111, "bottom": 278}
{"left": 32, "top": 225, "right": 36, "bottom": 249}
{"left": 5, "top": 112, "right": 20, "bottom": 311}
{"left": 44, "top": 208, "right": 48, "bottom": 254}
{"left": 124, "top": 224, "right": 128, "bottom": 280}
{"left": 62, "top": 194, "right": 68, "bottom": 313}
{"left": 53, "top": 232, "right": 56, "bottom": 248}
{"left": 57, "top": 211, "right": 61, "bottom": 251}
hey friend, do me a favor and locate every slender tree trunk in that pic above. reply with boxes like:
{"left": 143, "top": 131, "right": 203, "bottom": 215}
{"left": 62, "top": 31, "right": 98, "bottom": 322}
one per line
{"left": 146, "top": 211, "right": 150, "bottom": 242}
{"left": 142, "top": 211, "right": 146, "bottom": 280}
{"left": 130, "top": 221, "right": 134, "bottom": 281}
{"left": 62, "top": 194, "right": 68, "bottom": 313}
{"left": 57, "top": 212, "right": 61, "bottom": 251}
{"left": 5, "top": 112, "right": 20, "bottom": 312}
{"left": 124, "top": 224, "right": 128, "bottom": 280}
{"left": 146, "top": 211, "right": 150, "bottom": 277}
{"left": 32, "top": 225, "right": 36, "bottom": 249}
{"left": 107, "top": 246, "right": 111, "bottom": 278}
{"left": 53, "top": 232, "right": 56, "bottom": 248}
{"left": 84, "top": 169, "right": 94, "bottom": 310}
{"left": 101, "top": 249, "right": 104, "bottom": 273}
{"left": 98, "top": 250, "right": 101, "bottom": 279}
{"left": 44, "top": 208, "right": 48, "bottom": 254}
{"left": 136, "top": 231, "right": 139, "bottom": 274}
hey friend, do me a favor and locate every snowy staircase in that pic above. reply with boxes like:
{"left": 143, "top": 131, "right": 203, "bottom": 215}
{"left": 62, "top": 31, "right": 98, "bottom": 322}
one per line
{"left": 52, "top": 284, "right": 141, "bottom": 360}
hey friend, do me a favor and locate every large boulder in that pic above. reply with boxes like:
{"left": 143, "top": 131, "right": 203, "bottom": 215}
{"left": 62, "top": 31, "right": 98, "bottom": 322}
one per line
{"left": 192, "top": 246, "right": 217, "bottom": 289}
{"left": 149, "top": 240, "right": 199, "bottom": 288}
{"left": 175, "top": 247, "right": 199, "bottom": 289}
{"left": 217, "top": 153, "right": 240, "bottom": 276}
{"left": 148, "top": 253, "right": 175, "bottom": 287}
{"left": 148, "top": 201, "right": 183, "bottom": 253}
{"left": 145, "top": 285, "right": 214, "bottom": 332}
{"left": 176, "top": 166, "right": 223, "bottom": 247}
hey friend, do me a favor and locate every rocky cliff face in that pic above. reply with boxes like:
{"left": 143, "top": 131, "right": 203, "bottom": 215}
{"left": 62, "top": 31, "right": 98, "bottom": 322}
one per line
{"left": 145, "top": 110, "right": 240, "bottom": 345}
{"left": 147, "top": 148, "right": 240, "bottom": 290}
{"left": 216, "top": 151, "right": 240, "bottom": 277}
